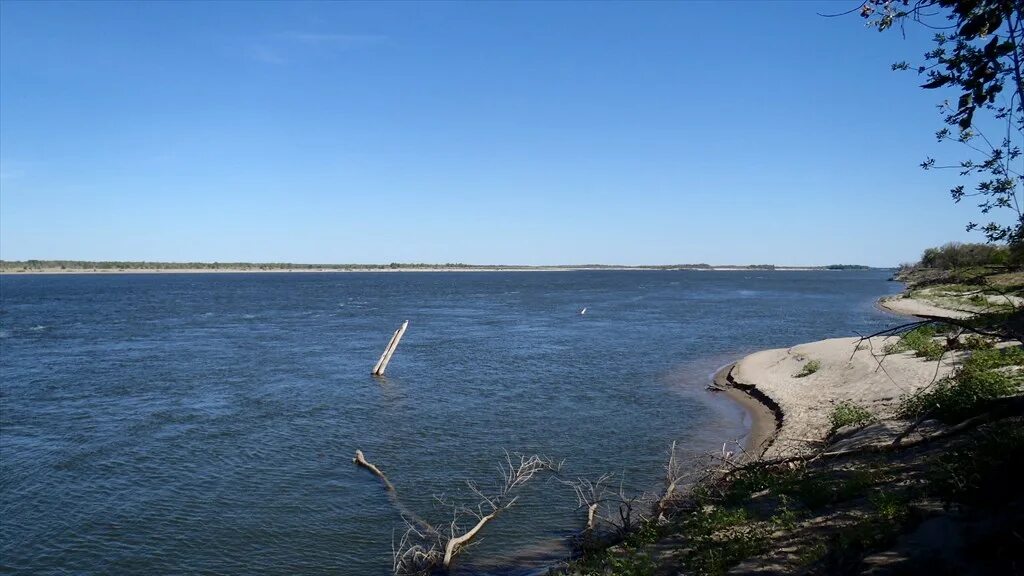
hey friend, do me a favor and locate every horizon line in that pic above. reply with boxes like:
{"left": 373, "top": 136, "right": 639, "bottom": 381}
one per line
{"left": 0, "top": 259, "right": 886, "bottom": 270}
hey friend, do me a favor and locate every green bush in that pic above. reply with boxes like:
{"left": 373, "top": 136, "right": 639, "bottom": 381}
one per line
{"left": 928, "top": 420, "right": 1024, "bottom": 507}
{"left": 961, "top": 334, "right": 994, "bottom": 350}
{"left": 829, "top": 402, "right": 875, "bottom": 432}
{"left": 898, "top": 349, "right": 1023, "bottom": 423}
{"left": 883, "top": 325, "right": 946, "bottom": 360}
{"left": 795, "top": 359, "right": 821, "bottom": 378}
{"left": 681, "top": 506, "right": 770, "bottom": 576}
{"left": 962, "top": 346, "right": 1024, "bottom": 371}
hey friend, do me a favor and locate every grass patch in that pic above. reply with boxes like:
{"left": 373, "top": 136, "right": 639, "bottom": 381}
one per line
{"left": 962, "top": 345, "right": 1024, "bottom": 370}
{"left": 869, "top": 491, "right": 909, "bottom": 522}
{"left": 794, "top": 359, "right": 821, "bottom": 378}
{"left": 724, "top": 466, "right": 883, "bottom": 511}
{"left": 928, "top": 420, "right": 1024, "bottom": 508}
{"left": 794, "top": 541, "right": 827, "bottom": 568}
{"left": 883, "top": 325, "right": 946, "bottom": 360}
{"left": 899, "top": 346, "right": 1024, "bottom": 423}
{"left": 821, "top": 516, "right": 907, "bottom": 573}
{"left": 829, "top": 401, "right": 874, "bottom": 432}
{"left": 960, "top": 334, "right": 994, "bottom": 350}
{"left": 680, "top": 506, "right": 770, "bottom": 576}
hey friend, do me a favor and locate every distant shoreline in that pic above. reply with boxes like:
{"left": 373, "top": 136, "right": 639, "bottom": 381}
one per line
{"left": 0, "top": 262, "right": 878, "bottom": 275}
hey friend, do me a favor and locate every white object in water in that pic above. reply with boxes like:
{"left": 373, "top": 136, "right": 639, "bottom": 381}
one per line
{"left": 580, "top": 307, "right": 587, "bottom": 315}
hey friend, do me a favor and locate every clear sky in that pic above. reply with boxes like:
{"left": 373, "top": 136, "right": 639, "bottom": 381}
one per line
{"left": 0, "top": 1, "right": 1012, "bottom": 267}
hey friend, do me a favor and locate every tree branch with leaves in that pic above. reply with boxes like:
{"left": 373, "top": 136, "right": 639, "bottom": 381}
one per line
{"left": 855, "top": 0, "right": 1023, "bottom": 249}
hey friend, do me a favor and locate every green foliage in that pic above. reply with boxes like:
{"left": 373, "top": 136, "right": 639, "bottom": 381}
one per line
{"left": 928, "top": 420, "right": 1024, "bottom": 507}
{"left": 883, "top": 325, "right": 946, "bottom": 360}
{"left": 603, "top": 547, "right": 656, "bottom": 576}
{"left": 961, "top": 334, "right": 995, "bottom": 350}
{"left": 794, "top": 359, "right": 821, "bottom": 378}
{"left": 794, "top": 542, "right": 828, "bottom": 568}
{"left": 724, "top": 466, "right": 883, "bottom": 511}
{"left": 918, "top": 242, "right": 1010, "bottom": 270}
{"left": 829, "top": 401, "right": 875, "bottom": 432}
{"left": 899, "top": 346, "right": 1024, "bottom": 422}
{"left": 680, "top": 507, "right": 769, "bottom": 576}
{"left": 622, "top": 521, "right": 661, "bottom": 548}
{"left": 963, "top": 345, "right": 1024, "bottom": 370}
{"left": 861, "top": 0, "right": 1023, "bottom": 247}
{"left": 822, "top": 515, "right": 907, "bottom": 573}
{"left": 869, "top": 491, "right": 909, "bottom": 522}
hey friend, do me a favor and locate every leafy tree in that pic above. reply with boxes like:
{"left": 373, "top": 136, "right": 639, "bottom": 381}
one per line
{"left": 855, "top": 0, "right": 1023, "bottom": 249}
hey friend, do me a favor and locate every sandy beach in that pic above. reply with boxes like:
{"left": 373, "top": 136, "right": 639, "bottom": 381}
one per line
{"left": 715, "top": 290, "right": 966, "bottom": 461}
{"left": 877, "top": 293, "right": 974, "bottom": 319}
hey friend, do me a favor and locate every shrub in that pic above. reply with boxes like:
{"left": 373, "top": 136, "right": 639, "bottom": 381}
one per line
{"left": 883, "top": 325, "right": 946, "bottom": 360}
{"left": 928, "top": 420, "right": 1024, "bottom": 507}
{"left": 962, "top": 345, "right": 1024, "bottom": 371}
{"left": 899, "top": 363, "right": 1022, "bottom": 423}
{"left": 961, "top": 334, "right": 994, "bottom": 350}
{"left": 795, "top": 360, "right": 821, "bottom": 378}
{"left": 829, "top": 402, "right": 875, "bottom": 432}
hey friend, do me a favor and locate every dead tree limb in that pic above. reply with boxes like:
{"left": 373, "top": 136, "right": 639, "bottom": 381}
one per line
{"left": 354, "top": 449, "right": 395, "bottom": 491}
{"left": 380, "top": 451, "right": 556, "bottom": 575}
{"left": 442, "top": 502, "right": 508, "bottom": 568}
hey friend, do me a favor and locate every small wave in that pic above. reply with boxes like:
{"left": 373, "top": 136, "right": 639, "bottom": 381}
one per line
{"left": 29, "top": 325, "right": 46, "bottom": 331}
{"left": 242, "top": 314, "right": 256, "bottom": 319}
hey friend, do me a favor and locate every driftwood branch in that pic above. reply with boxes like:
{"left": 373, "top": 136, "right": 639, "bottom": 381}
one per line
{"left": 354, "top": 449, "right": 395, "bottom": 491}
{"left": 442, "top": 502, "right": 508, "bottom": 568}
{"left": 367, "top": 451, "right": 555, "bottom": 575}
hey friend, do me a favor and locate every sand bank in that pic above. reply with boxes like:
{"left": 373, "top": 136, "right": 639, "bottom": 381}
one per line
{"left": 716, "top": 336, "right": 959, "bottom": 460}
{"left": 878, "top": 293, "right": 975, "bottom": 319}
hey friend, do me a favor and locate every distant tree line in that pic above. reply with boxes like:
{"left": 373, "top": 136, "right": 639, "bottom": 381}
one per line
{"left": 0, "top": 260, "right": 875, "bottom": 272}
{"left": 0, "top": 260, "right": 484, "bottom": 271}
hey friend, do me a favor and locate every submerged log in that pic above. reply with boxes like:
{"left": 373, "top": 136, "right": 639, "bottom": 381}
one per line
{"left": 353, "top": 449, "right": 395, "bottom": 492}
{"left": 353, "top": 449, "right": 437, "bottom": 537}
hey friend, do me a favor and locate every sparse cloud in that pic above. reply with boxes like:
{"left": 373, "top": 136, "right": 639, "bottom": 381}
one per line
{"left": 0, "top": 159, "right": 28, "bottom": 181}
{"left": 278, "top": 32, "right": 388, "bottom": 47}
{"left": 246, "top": 31, "right": 388, "bottom": 65}
{"left": 248, "top": 44, "right": 288, "bottom": 65}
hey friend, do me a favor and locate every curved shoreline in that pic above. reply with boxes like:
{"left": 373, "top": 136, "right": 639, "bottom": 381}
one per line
{"left": 712, "top": 291, "right": 967, "bottom": 461}
{"left": 711, "top": 362, "right": 779, "bottom": 460}
{"left": 877, "top": 293, "right": 975, "bottom": 319}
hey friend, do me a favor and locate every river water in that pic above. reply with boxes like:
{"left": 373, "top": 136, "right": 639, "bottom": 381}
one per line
{"left": 0, "top": 270, "right": 904, "bottom": 574}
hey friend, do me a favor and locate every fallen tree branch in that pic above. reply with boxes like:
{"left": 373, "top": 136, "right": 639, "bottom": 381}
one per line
{"left": 368, "top": 451, "right": 556, "bottom": 575}
{"left": 354, "top": 449, "right": 395, "bottom": 492}
{"left": 442, "top": 500, "right": 511, "bottom": 568}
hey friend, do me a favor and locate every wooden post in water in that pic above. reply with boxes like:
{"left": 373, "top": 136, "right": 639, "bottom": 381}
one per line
{"left": 372, "top": 320, "right": 408, "bottom": 376}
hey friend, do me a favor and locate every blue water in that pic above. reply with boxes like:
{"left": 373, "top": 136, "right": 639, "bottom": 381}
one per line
{"left": 0, "top": 270, "right": 903, "bottom": 574}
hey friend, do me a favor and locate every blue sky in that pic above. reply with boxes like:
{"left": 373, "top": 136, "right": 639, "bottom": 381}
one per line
{"left": 0, "top": 1, "right": 1010, "bottom": 266}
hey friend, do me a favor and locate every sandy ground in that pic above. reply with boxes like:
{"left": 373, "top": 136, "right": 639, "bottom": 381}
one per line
{"left": 722, "top": 336, "right": 959, "bottom": 460}
{"left": 877, "top": 294, "right": 975, "bottom": 319}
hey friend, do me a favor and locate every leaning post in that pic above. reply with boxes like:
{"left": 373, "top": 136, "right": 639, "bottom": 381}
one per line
{"left": 372, "top": 320, "right": 408, "bottom": 376}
